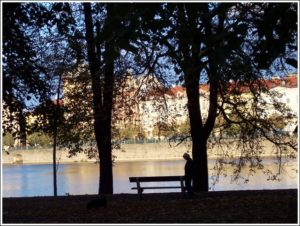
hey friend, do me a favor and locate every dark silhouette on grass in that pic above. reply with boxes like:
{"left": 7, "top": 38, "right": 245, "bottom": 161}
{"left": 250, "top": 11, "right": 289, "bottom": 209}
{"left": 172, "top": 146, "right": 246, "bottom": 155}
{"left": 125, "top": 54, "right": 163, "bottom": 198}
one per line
{"left": 183, "top": 153, "right": 194, "bottom": 198}
{"left": 86, "top": 197, "right": 107, "bottom": 209}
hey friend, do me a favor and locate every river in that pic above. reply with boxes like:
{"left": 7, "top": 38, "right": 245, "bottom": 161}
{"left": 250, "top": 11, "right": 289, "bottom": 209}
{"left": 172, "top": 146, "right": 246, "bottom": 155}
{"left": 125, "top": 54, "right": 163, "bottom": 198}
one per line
{"left": 2, "top": 158, "right": 298, "bottom": 197}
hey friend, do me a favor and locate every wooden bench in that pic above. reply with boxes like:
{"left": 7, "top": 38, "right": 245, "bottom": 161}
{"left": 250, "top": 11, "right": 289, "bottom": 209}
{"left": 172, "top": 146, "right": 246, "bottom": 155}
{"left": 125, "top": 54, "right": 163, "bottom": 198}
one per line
{"left": 129, "top": 176, "right": 185, "bottom": 199}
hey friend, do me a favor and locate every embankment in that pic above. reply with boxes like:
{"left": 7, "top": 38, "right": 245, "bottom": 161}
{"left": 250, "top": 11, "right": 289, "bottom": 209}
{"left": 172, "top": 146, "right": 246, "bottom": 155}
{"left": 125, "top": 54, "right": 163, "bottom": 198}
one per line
{"left": 2, "top": 139, "right": 292, "bottom": 165}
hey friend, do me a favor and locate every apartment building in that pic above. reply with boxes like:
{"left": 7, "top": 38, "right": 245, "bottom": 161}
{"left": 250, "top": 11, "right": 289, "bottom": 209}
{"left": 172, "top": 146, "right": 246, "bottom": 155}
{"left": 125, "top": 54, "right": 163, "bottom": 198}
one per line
{"left": 3, "top": 70, "right": 297, "bottom": 147}
{"left": 61, "top": 68, "right": 298, "bottom": 139}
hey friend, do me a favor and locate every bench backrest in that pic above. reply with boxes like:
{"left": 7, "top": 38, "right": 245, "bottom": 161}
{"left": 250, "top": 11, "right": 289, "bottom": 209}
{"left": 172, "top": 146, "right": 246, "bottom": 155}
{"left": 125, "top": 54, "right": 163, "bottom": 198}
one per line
{"left": 129, "top": 176, "right": 183, "bottom": 182}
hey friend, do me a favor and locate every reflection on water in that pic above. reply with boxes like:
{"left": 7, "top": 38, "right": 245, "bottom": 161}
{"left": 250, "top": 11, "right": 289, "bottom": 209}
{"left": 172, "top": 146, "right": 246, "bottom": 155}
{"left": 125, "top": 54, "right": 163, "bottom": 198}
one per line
{"left": 2, "top": 158, "right": 298, "bottom": 197}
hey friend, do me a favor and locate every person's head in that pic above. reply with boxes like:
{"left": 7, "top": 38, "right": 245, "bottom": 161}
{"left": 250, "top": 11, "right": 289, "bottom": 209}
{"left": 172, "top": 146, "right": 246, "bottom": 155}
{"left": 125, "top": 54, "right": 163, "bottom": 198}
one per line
{"left": 183, "top": 152, "right": 190, "bottom": 160}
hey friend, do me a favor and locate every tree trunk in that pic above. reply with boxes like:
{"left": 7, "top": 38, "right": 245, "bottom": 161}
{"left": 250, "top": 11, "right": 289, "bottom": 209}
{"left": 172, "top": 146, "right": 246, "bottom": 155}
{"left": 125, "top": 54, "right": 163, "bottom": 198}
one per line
{"left": 193, "top": 137, "right": 209, "bottom": 192}
{"left": 52, "top": 130, "right": 57, "bottom": 197}
{"left": 183, "top": 27, "right": 210, "bottom": 192}
{"left": 187, "top": 61, "right": 218, "bottom": 192}
{"left": 185, "top": 73, "right": 209, "bottom": 192}
{"left": 83, "top": 2, "right": 113, "bottom": 194}
{"left": 99, "top": 37, "right": 115, "bottom": 194}
{"left": 18, "top": 110, "right": 27, "bottom": 147}
{"left": 52, "top": 69, "right": 62, "bottom": 197}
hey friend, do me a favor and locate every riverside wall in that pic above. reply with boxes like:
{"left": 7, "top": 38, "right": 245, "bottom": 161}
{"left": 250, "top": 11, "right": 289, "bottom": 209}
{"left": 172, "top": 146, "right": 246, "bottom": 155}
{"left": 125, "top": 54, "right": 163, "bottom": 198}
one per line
{"left": 1, "top": 140, "right": 293, "bottom": 165}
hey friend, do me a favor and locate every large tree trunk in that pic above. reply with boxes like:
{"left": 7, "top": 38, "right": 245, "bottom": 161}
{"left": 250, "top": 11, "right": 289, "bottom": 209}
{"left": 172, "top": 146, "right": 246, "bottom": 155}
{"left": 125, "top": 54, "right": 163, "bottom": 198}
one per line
{"left": 193, "top": 137, "right": 209, "bottom": 192}
{"left": 177, "top": 4, "right": 210, "bottom": 192}
{"left": 99, "top": 34, "right": 115, "bottom": 194}
{"left": 83, "top": 2, "right": 113, "bottom": 194}
{"left": 183, "top": 18, "right": 220, "bottom": 191}
{"left": 185, "top": 5, "right": 219, "bottom": 192}
{"left": 189, "top": 63, "right": 219, "bottom": 192}
{"left": 185, "top": 69, "right": 209, "bottom": 192}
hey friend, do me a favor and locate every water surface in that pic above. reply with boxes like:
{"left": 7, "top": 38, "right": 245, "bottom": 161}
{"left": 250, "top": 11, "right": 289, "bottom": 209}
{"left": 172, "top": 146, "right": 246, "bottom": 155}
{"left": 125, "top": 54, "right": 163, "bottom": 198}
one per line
{"left": 2, "top": 158, "right": 298, "bottom": 197}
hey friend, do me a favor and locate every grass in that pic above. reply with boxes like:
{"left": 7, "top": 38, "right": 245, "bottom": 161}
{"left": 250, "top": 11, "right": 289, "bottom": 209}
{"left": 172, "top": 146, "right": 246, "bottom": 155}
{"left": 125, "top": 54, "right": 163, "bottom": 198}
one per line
{"left": 2, "top": 189, "right": 298, "bottom": 224}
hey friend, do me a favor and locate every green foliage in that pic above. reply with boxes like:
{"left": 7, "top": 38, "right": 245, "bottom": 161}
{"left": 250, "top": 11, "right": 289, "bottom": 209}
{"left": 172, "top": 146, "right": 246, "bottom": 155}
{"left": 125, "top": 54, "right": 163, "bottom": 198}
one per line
{"left": 153, "top": 122, "right": 178, "bottom": 138}
{"left": 225, "top": 124, "right": 241, "bottom": 137}
{"left": 269, "top": 113, "right": 289, "bottom": 130}
{"left": 176, "top": 120, "right": 191, "bottom": 137}
{"left": 117, "top": 125, "right": 146, "bottom": 140}
{"left": 2, "top": 133, "right": 14, "bottom": 147}
{"left": 2, "top": 3, "right": 51, "bottom": 113}
{"left": 253, "top": 3, "right": 297, "bottom": 69}
{"left": 27, "top": 132, "right": 52, "bottom": 147}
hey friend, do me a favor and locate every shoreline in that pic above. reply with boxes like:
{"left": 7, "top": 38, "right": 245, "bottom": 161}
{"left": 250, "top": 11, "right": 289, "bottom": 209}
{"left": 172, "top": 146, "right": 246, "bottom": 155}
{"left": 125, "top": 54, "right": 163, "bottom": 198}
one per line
{"left": 3, "top": 139, "right": 295, "bottom": 165}
{"left": 2, "top": 154, "right": 289, "bottom": 166}
{"left": 2, "top": 157, "right": 183, "bottom": 165}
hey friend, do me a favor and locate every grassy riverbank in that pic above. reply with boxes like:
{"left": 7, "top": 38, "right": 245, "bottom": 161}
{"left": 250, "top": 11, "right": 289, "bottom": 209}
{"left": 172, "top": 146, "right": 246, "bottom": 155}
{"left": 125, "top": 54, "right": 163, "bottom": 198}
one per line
{"left": 2, "top": 189, "right": 298, "bottom": 224}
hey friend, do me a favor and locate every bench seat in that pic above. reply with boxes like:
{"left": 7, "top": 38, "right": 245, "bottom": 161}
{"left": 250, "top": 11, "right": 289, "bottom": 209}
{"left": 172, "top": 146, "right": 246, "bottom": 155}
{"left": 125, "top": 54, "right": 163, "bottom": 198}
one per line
{"left": 132, "top": 186, "right": 182, "bottom": 190}
{"left": 129, "top": 176, "right": 185, "bottom": 199}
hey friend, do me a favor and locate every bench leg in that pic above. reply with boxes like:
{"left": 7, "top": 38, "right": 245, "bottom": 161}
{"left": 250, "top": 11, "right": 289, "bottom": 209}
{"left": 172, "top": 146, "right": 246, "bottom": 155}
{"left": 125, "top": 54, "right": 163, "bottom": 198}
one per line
{"left": 137, "top": 180, "right": 143, "bottom": 200}
{"left": 180, "top": 179, "right": 185, "bottom": 193}
{"left": 180, "top": 177, "right": 186, "bottom": 197}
